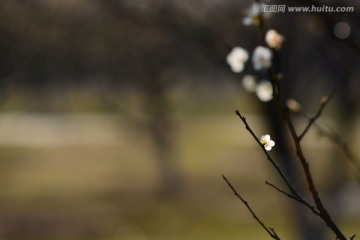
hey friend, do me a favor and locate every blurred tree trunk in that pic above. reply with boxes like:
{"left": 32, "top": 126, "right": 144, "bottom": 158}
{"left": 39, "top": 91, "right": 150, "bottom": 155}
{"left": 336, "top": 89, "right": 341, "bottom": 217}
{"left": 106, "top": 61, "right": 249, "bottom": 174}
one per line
{"left": 141, "top": 57, "right": 182, "bottom": 197}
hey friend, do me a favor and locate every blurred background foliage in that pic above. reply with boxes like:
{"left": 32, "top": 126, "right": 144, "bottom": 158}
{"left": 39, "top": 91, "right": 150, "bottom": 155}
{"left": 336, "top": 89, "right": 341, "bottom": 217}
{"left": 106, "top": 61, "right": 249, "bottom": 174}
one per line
{"left": 0, "top": 0, "right": 359, "bottom": 239}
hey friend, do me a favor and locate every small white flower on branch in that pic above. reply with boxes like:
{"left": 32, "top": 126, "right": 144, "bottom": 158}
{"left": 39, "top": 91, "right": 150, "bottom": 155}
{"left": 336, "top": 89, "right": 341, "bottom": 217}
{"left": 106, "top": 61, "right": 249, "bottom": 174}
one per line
{"left": 255, "top": 80, "right": 273, "bottom": 102}
{"left": 252, "top": 46, "right": 272, "bottom": 70}
{"left": 242, "top": 75, "right": 257, "bottom": 92}
{"left": 226, "top": 47, "right": 249, "bottom": 73}
{"left": 260, "top": 134, "right": 275, "bottom": 151}
{"left": 265, "top": 29, "right": 284, "bottom": 50}
{"left": 242, "top": 3, "right": 261, "bottom": 26}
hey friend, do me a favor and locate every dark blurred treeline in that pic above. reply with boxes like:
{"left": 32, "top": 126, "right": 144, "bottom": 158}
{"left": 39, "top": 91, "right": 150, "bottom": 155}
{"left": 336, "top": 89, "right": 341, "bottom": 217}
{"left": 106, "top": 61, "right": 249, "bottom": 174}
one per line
{"left": 0, "top": 0, "right": 246, "bottom": 111}
{"left": 0, "top": 0, "right": 359, "bottom": 110}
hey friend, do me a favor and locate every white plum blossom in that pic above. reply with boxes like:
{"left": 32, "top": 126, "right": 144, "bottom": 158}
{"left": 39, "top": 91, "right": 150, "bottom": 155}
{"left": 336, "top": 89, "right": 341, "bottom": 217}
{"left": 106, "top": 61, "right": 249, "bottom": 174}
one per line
{"left": 252, "top": 46, "right": 272, "bottom": 70}
{"left": 242, "top": 75, "right": 257, "bottom": 92}
{"left": 226, "top": 47, "right": 249, "bottom": 73}
{"left": 260, "top": 134, "right": 275, "bottom": 151}
{"left": 242, "top": 3, "right": 261, "bottom": 26}
{"left": 265, "top": 29, "right": 284, "bottom": 50}
{"left": 255, "top": 80, "right": 273, "bottom": 102}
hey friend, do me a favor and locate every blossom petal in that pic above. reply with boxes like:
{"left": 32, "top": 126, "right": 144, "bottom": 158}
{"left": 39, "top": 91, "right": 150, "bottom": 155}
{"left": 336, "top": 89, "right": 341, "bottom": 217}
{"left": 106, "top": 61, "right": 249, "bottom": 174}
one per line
{"left": 260, "top": 134, "right": 275, "bottom": 151}
{"left": 230, "top": 63, "right": 245, "bottom": 73}
{"left": 226, "top": 47, "right": 249, "bottom": 73}
{"left": 265, "top": 29, "right": 284, "bottom": 50}
{"left": 252, "top": 46, "right": 272, "bottom": 70}
{"left": 265, "top": 145, "right": 272, "bottom": 151}
{"left": 263, "top": 134, "right": 270, "bottom": 141}
{"left": 256, "top": 80, "right": 273, "bottom": 102}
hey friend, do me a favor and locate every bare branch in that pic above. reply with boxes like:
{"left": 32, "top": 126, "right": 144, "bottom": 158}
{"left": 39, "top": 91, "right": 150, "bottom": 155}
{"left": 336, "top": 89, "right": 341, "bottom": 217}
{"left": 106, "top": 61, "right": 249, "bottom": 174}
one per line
{"left": 235, "top": 110, "right": 294, "bottom": 192}
{"left": 265, "top": 181, "right": 320, "bottom": 216}
{"left": 297, "top": 87, "right": 336, "bottom": 141}
{"left": 297, "top": 110, "right": 360, "bottom": 183}
{"left": 230, "top": 2, "right": 354, "bottom": 238}
{"left": 222, "top": 174, "right": 281, "bottom": 240}
{"left": 281, "top": 104, "right": 348, "bottom": 240}
{"left": 235, "top": 110, "right": 324, "bottom": 216}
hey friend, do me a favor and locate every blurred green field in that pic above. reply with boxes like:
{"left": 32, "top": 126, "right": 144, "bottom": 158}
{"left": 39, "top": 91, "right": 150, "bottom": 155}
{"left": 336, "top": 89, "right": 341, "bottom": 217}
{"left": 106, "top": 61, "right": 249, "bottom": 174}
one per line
{"left": 0, "top": 115, "right": 274, "bottom": 239}
{"left": 0, "top": 89, "right": 358, "bottom": 240}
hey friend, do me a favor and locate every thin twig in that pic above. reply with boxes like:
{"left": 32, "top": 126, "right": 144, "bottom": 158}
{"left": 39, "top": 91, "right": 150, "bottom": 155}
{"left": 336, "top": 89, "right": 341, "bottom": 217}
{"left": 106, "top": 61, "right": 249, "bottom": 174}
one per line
{"left": 265, "top": 181, "right": 320, "bottom": 216}
{"left": 258, "top": 37, "right": 348, "bottom": 238}
{"left": 281, "top": 103, "right": 347, "bottom": 240}
{"left": 235, "top": 110, "right": 294, "bottom": 191}
{"left": 222, "top": 174, "right": 281, "bottom": 240}
{"left": 266, "top": 181, "right": 299, "bottom": 200}
{"left": 297, "top": 110, "right": 360, "bottom": 183}
{"left": 297, "top": 87, "right": 336, "bottom": 141}
{"left": 235, "top": 110, "right": 320, "bottom": 215}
